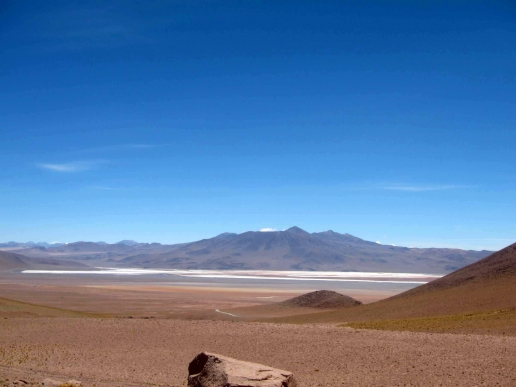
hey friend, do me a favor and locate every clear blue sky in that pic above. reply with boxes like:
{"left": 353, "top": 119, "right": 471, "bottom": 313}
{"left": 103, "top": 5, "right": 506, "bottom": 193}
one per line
{"left": 1, "top": 1, "right": 514, "bottom": 250}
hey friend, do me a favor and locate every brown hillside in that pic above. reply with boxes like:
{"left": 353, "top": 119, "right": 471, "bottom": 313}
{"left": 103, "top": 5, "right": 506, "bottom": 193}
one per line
{"left": 268, "top": 243, "right": 516, "bottom": 334}
{"left": 280, "top": 290, "right": 362, "bottom": 309}
{"left": 398, "top": 242, "right": 516, "bottom": 297}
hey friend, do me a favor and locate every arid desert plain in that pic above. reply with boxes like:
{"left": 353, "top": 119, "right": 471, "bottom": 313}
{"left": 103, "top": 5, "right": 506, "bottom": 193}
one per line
{"left": 1, "top": 245, "right": 516, "bottom": 387}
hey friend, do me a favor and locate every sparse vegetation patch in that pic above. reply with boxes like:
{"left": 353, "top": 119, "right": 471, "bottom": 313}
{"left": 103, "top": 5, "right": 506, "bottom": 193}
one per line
{"left": 345, "top": 308, "right": 516, "bottom": 335}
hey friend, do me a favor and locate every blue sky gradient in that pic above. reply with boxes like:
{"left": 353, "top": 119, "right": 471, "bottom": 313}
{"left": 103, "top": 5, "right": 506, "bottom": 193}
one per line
{"left": 1, "top": 1, "right": 515, "bottom": 249}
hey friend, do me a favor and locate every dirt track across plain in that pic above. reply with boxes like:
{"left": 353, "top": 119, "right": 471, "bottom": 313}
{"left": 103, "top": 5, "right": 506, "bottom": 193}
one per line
{"left": 1, "top": 318, "right": 515, "bottom": 387}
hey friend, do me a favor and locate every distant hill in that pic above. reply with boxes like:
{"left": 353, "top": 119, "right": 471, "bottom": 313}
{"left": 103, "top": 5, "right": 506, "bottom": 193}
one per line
{"left": 0, "top": 251, "right": 30, "bottom": 271}
{"left": 48, "top": 241, "right": 135, "bottom": 253}
{"left": 280, "top": 290, "right": 362, "bottom": 309}
{"left": 230, "top": 290, "right": 363, "bottom": 319}
{"left": 3, "top": 227, "right": 492, "bottom": 274}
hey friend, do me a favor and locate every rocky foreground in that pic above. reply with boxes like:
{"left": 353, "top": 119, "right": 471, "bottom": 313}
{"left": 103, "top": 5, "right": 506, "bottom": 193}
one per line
{"left": 1, "top": 318, "right": 515, "bottom": 386}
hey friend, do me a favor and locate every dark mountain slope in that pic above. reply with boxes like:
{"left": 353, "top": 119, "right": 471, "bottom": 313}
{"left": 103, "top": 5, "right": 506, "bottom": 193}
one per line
{"left": 0, "top": 251, "right": 30, "bottom": 271}
{"left": 21, "top": 256, "right": 89, "bottom": 269}
{"left": 49, "top": 241, "right": 134, "bottom": 253}
{"left": 4, "top": 227, "right": 493, "bottom": 273}
{"left": 398, "top": 242, "right": 516, "bottom": 297}
{"left": 0, "top": 250, "right": 87, "bottom": 271}
{"left": 117, "top": 227, "right": 491, "bottom": 273}
{"left": 119, "top": 226, "right": 354, "bottom": 270}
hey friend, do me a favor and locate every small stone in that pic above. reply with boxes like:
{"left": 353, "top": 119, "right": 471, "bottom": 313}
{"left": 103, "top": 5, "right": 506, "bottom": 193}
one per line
{"left": 66, "top": 380, "right": 82, "bottom": 387}
{"left": 42, "top": 379, "right": 62, "bottom": 387}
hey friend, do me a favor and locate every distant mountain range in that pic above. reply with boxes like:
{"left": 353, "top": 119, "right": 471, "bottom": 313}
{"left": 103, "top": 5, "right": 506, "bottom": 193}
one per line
{"left": 117, "top": 240, "right": 139, "bottom": 246}
{"left": 0, "top": 241, "right": 66, "bottom": 248}
{"left": 0, "top": 240, "right": 139, "bottom": 248}
{"left": 0, "top": 227, "right": 493, "bottom": 274}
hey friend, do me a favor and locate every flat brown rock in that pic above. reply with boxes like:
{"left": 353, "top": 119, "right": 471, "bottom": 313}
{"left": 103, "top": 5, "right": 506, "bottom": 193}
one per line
{"left": 188, "top": 352, "right": 297, "bottom": 387}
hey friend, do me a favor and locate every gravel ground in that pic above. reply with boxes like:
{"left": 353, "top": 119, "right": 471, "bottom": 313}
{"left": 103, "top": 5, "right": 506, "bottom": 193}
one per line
{"left": 1, "top": 318, "right": 515, "bottom": 386}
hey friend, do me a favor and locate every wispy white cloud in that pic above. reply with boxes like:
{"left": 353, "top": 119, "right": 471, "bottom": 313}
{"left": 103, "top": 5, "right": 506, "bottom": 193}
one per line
{"left": 72, "top": 143, "right": 156, "bottom": 155}
{"left": 343, "top": 182, "right": 470, "bottom": 192}
{"left": 90, "top": 186, "right": 123, "bottom": 190}
{"left": 37, "top": 160, "right": 105, "bottom": 172}
{"left": 19, "top": 6, "right": 143, "bottom": 52}
{"left": 380, "top": 184, "right": 466, "bottom": 192}
{"left": 128, "top": 144, "right": 154, "bottom": 149}
{"left": 87, "top": 143, "right": 154, "bottom": 152}
{"left": 260, "top": 228, "right": 277, "bottom": 232}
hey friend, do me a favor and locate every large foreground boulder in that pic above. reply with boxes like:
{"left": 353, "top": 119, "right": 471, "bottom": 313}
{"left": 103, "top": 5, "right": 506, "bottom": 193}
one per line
{"left": 188, "top": 352, "right": 298, "bottom": 387}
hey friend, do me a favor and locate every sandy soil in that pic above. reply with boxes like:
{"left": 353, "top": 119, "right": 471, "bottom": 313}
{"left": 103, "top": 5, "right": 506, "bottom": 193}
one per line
{"left": 1, "top": 318, "right": 515, "bottom": 387}
{"left": 0, "top": 282, "right": 308, "bottom": 319}
{"left": 0, "top": 272, "right": 394, "bottom": 319}
{"left": 1, "top": 269, "right": 514, "bottom": 386}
